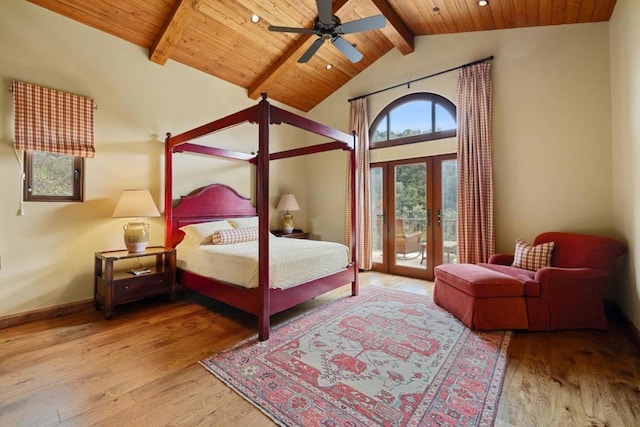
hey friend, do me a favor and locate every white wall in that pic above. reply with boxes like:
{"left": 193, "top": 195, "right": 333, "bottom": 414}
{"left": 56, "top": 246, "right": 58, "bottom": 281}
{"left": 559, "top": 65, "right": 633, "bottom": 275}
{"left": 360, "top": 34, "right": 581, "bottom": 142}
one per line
{"left": 311, "top": 23, "right": 614, "bottom": 252}
{"left": 610, "top": 0, "right": 640, "bottom": 329}
{"left": 0, "top": 0, "right": 308, "bottom": 317}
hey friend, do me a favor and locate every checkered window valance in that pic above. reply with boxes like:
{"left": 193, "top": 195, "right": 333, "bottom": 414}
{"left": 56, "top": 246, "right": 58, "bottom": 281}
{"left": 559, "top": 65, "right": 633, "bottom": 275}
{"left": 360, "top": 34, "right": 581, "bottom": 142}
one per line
{"left": 12, "top": 81, "right": 95, "bottom": 158}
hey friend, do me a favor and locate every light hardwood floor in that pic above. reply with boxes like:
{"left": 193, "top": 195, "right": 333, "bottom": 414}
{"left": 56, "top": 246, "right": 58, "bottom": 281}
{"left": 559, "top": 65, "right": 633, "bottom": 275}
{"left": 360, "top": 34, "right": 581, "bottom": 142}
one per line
{"left": 1, "top": 272, "right": 639, "bottom": 426}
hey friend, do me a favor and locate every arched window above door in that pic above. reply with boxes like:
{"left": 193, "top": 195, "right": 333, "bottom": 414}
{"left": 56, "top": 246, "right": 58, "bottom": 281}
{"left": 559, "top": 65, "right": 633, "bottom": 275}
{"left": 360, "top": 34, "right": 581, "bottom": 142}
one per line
{"left": 370, "top": 92, "right": 456, "bottom": 149}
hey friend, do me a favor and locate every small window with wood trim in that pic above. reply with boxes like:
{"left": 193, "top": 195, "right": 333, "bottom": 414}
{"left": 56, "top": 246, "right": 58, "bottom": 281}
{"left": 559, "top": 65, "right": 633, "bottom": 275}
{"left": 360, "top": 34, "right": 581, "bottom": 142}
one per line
{"left": 12, "top": 80, "right": 95, "bottom": 203}
{"left": 24, "top": 151, "right": 84, "bottom": 202}
{"left": 370, "top": 92, "right": 456, "bottom": 149}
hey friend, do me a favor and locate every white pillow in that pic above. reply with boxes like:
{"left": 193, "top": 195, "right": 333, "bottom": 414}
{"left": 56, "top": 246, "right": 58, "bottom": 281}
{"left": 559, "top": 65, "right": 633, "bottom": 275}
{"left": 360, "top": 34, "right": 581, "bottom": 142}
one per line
{"left": 228, "top": 217, "right": 259, "bottom": 229}
{"left": 179, "top": 220, "right": 233, "bottom": 245}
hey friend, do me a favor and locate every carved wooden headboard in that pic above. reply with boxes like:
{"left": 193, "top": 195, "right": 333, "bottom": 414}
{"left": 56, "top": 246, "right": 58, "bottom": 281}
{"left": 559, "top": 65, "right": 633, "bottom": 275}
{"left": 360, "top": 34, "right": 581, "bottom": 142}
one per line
{"left": 169, "top": 183, "right": 256, "bottom": 247}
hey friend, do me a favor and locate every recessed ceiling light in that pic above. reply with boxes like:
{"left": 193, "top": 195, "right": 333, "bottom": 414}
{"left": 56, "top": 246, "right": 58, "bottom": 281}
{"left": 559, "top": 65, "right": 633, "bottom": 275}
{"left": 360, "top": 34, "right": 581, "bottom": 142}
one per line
{"left": 250, "top": 14, "right": 260, "bottom": 24}
{"left": 326, "top": 64, "right": 333, "bottom": 70}
{"left": 478, "top": 0, "right": 489, "bottom": 6}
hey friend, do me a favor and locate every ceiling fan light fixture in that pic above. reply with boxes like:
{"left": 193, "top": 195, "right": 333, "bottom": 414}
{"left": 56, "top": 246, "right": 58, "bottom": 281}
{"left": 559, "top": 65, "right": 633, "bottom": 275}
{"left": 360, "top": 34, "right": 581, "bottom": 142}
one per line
{"left": 478, "top": 0, "right": 489, "bottom": 6}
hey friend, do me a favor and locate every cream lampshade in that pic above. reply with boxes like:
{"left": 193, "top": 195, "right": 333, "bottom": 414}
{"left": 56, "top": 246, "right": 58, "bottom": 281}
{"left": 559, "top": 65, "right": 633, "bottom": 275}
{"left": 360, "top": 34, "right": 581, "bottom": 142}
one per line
{"left": 276, "top": 194, "right": 300, "bottom": 234}
{"left": 112, "top": 190, "right": 161, "bottom": 253}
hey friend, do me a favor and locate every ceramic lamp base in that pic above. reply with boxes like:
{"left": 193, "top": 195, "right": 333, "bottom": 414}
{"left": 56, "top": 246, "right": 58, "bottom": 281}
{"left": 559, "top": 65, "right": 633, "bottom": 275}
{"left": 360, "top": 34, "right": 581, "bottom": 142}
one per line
{"left": 123, "top": 221, "right": 150, "bottom": 253}
{"left": 282, "top": 212, "right": 294, "bottom": 234}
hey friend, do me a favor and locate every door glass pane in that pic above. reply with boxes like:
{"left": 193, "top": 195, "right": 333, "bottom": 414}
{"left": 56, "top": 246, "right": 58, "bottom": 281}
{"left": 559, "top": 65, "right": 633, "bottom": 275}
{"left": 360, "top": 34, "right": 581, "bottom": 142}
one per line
{"left": 370, "top": 167, "right": 384, "bottom": 264}
{"left": 394, "top": 163, "right": 426, "bottom": 269}
{"left": 441, "top": 159, "right": 458, "bottom": 264}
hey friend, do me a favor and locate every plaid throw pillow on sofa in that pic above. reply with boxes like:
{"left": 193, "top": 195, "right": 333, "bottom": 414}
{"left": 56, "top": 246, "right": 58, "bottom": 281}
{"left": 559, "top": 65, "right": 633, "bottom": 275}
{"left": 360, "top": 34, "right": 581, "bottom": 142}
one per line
{"left": 512, "top": 238, "right": 554, "bottom": 271}
{"left": 212, "top": 227, "right": 258, "bottom": 245}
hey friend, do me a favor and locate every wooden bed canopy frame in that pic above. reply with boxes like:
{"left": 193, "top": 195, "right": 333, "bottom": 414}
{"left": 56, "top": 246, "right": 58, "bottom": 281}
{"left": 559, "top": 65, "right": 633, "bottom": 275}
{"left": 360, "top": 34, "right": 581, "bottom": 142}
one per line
{"left": 163, "top": 93, "right": 359, "bottom": 340}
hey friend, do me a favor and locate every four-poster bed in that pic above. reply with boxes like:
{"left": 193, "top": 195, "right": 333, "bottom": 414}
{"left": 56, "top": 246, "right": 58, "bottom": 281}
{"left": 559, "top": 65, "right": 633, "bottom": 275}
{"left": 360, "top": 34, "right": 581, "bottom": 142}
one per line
{"left": 164, "top": 94, "right": 358, "bottom": 340}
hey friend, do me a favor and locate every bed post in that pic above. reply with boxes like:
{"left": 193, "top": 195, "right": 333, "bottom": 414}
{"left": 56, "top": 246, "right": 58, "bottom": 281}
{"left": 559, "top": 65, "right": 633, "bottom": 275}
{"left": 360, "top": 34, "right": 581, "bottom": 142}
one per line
{"left": 350, "top": 131, "right": 359, "bottom": 296}
{"left": 257, "top": 93, "right": 271, "bottom": 341}
{"left": 164, "top": 132, "right": 173, "bottom": 248}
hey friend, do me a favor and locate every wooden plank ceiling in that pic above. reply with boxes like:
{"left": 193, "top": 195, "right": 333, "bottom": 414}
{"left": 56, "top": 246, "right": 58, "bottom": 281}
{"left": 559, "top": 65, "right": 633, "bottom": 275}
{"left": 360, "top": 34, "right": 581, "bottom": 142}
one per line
{"left": 27, "top": 0, "right": 617, "bottom": 112}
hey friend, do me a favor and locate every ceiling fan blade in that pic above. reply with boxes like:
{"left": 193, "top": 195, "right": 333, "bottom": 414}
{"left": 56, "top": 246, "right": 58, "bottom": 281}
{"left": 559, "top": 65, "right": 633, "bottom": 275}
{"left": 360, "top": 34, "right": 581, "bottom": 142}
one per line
{"left": 332, "top": 36, "right": 363, "bottom": 63}
{"left": 298, "top": 38, "right": 325, "bottom": 63}
{"left": 336, "top": 14, "right": 386, "bottom": 34}
{"left": 268, "top": 25, "right": 317, "bottom": 34}
{"left": 316, "top": 0, "right": 333, "bottom": 25}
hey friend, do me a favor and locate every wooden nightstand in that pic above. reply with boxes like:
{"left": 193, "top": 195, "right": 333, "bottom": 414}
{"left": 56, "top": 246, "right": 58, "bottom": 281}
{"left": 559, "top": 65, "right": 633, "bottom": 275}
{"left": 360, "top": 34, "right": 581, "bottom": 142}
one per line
{"left": 271, "top": 229, "right": 310, "bottom": 239}
{"left": 94, "top": 246, "right": 176, "bottom": 319}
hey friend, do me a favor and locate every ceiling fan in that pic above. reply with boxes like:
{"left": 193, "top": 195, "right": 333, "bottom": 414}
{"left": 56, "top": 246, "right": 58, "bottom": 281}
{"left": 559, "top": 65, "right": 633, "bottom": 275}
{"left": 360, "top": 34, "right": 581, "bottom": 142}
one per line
{"left": 268, "top": 0, "right": 386, "bottom": 64}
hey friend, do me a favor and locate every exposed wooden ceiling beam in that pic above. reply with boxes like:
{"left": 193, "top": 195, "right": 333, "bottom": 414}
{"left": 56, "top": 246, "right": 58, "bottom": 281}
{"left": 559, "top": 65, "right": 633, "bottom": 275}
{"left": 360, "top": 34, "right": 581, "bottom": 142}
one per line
{"left": 247, "top": 35, "right": 314, "bottom": 101}
{"left": 371, "top": 0, "right": 414, "bottom": 55}
{"left": 149, "top": 0, "right": 201, "bottom": 65}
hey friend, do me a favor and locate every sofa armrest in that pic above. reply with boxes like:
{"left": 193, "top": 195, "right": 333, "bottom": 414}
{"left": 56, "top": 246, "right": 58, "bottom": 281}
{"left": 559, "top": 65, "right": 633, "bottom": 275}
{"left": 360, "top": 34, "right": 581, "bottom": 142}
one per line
{"left": 488, "top": 254, "right": 514, "bottom": 265}
{"left": 535, "top": 266, "right": 609, "bottom": 282}
{"left": 534, "top": 267, "right": 609, "bottom": 298}
{"left": 532, "top": 267, "right": 611, "bottom": 330}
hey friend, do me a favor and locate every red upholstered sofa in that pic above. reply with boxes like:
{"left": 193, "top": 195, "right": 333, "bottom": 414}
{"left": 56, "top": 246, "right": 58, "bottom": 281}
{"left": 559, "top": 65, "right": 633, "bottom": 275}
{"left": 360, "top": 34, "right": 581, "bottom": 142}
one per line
{"left": 434, "top": 232, "right": 626, "bottom": 330}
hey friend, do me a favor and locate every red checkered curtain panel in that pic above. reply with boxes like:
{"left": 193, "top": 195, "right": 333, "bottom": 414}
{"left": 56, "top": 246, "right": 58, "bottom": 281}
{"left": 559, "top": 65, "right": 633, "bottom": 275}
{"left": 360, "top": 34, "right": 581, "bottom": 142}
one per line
{"left": 12, "top": 81, "right": 95, "bottom": 158}
{"left": 345, "top": 98, "right": 371, "bottom": 269}
{"left": 456, "top": 63, "right": 494, "bottom": 263}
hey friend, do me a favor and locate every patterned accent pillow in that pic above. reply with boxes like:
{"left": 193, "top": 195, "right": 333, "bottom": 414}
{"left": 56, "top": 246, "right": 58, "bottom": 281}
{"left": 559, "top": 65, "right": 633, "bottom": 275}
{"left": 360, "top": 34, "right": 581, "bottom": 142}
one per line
{"left": 212, "top": 227, "right": 259, "bottom": 245}
{"left": 512, "top": 239, "right": 555, "bottom": 271}
{"left": 179, "top": 220, "right": 233, "bottom": 245}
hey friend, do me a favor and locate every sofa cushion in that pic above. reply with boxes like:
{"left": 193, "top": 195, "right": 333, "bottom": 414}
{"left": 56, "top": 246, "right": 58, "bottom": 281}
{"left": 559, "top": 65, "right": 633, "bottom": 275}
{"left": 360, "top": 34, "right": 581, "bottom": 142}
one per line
{"left": 479, "top": 263, "right": 540, "bottom": 297}
{"left": 434, "top": 264, "right": 524, "bottom": 297}
{"left": 512, "top": 239, "right": 554, "bottom": 271}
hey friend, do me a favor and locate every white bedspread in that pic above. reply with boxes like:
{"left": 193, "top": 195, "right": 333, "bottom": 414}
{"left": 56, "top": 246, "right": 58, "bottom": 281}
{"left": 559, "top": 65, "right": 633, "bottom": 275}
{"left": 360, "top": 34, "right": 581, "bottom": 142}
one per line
{"left": 176, "top": 236, "right": 350, "bottom": 290}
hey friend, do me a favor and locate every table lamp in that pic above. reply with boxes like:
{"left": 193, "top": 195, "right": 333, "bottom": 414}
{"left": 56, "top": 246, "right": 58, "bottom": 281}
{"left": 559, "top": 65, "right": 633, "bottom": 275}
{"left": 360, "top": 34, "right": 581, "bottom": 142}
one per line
{"left": 276, "top": 193, "right": 300, "bottom": 234}
{"left": 112, "top": 189, "right": 160, "bottom": 252}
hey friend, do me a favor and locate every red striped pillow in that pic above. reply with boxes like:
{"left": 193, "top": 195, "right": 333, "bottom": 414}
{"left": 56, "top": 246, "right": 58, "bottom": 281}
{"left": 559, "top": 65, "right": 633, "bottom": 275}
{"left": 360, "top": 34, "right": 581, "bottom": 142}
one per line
{"left": 212, "top": 227, "right": 258, "bottom": 245}
{"left": 512, "top": 239, "right": 554, "bottom": 271}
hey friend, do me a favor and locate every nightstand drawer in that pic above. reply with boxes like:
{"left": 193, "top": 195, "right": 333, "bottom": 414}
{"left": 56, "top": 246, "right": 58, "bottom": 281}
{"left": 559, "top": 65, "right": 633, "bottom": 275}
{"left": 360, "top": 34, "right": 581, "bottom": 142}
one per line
{"left": 115, "top": 272, "right": 172, "bottom": 302}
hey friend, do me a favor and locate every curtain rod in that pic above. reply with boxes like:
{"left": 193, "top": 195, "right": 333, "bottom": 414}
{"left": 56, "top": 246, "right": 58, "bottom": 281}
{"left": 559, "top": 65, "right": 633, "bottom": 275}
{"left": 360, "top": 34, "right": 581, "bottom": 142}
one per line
{"left": 348, "top": 55, "right": 494, "bottom": 102}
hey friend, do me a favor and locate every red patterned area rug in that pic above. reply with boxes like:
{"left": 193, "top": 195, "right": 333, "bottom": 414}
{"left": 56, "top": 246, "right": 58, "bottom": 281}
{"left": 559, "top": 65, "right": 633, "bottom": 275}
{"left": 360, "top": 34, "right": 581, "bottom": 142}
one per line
{"left": 200, "top": 286, "right": 511, "bottom": 426}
